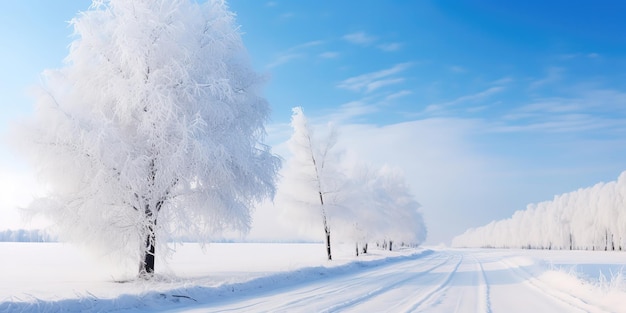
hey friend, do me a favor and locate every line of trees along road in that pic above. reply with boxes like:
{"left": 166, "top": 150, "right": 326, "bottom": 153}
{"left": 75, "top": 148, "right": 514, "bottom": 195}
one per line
{"left": 453, "top": 171, "right": 626, "bottom": 251}
{"left": 277, "top": 107, "right": 427, "bottom": 260}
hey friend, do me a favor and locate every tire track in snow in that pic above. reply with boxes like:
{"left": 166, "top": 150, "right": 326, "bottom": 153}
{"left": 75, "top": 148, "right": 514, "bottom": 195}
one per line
{"left": 266, "top": 252, "right": 456, "bottom": 312}
{"left": 472, "top": 254, "right": 492, "bottom": 313}
{"left": 307, "top": 253, "right": 454, "bottom": 312}
{"left": 201, "top": 252, "right": 448, "bottom": 312}
{"left": 397, "top": 251, "right": 464, "bottom": 312}
{"left": 326, "top": 253, "right": 459, "bottom": 313}
{"left": 384, "top": 251, "right": 490, "bottom": 313}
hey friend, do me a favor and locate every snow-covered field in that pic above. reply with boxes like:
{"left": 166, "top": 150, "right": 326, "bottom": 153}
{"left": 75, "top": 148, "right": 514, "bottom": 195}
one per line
{"left": 1, "top": 243, "right": 625, "bottom": 312}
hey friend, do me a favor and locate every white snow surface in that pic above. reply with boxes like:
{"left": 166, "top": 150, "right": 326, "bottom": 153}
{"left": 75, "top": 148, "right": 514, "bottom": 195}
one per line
{"left": 1, "top": 243, "right": 625, "bottom": 312}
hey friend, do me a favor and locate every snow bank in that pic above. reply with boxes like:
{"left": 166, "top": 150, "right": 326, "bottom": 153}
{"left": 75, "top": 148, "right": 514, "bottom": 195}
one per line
{"left": 452, "top": 171, "right": 626, "bottom": 250}
{"left": 499, "top": 249, "right": 626, "bottom": 311}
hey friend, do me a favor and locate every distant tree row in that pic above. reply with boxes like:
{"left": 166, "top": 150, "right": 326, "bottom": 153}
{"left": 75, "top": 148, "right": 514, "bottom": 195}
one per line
{"left": 452, "top": 171, "right": 626, "bottom": 251}
{"left": 277, "top": 107, "right": 427, "bottom": 260}
{"left": 0, "top": 229, "right": 56, "bottom": 242}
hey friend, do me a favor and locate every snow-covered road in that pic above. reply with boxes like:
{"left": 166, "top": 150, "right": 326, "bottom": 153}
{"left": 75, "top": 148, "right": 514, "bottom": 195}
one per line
{"left": 2, "top": 243, "right": 624, "bottom": 312}
{"left": 173, "top": 249, "right": 617, "bottom": 313}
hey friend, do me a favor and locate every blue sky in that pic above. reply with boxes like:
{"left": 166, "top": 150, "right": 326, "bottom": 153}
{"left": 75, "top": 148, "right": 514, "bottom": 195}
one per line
{"left": 1, "top": 1, "right": 625, "bottom": 244}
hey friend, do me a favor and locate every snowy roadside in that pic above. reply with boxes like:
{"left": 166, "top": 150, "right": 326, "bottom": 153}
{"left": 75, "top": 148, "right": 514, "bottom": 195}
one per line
{"left": 469, "top": 248, "right": 626, "bottom": 312}
{"left": 0, "top": 242, "right": 426, "bottom": 312}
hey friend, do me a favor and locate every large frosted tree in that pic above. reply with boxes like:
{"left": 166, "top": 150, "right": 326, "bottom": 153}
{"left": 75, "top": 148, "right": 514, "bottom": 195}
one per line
{"left": 18, "top": 0, "right": 280, "bottom": 277}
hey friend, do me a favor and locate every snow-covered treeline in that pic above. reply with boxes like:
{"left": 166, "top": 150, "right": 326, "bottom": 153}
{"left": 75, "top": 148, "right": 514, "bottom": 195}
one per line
{"left": 0, "top": 229, "right": 57, "bottom": 242}
{"left": 452, "top": 171, "right": 626, "bottom": 250}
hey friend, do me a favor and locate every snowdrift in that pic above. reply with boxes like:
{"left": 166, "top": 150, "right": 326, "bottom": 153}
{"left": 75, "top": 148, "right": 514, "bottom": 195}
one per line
{"left": 452, "top": 171, "right": 626, "bottom": 250}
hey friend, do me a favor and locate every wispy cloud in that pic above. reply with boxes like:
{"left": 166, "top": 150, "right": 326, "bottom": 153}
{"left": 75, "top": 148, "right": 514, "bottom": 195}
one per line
{"left": 558, "top": 52, "right": 602, "bottom": 60}
{"left": 385, "top": 90, "right": 412, "bottom": 101}
{"left": 364, "top": 78, "right": 405, "bottom": 93}
{"left": 293, "top": 40, "right": 324, "bottom": 49}
{"left": 337, "top": 62, "right": 412, "bottom": 93}
{"left": 491, "top": 76, "right": 514, "bottom": 86}
{"left": 496, "top": 87, "right": 626, "bottom": 133}
{"left": 529, "top": 67, "right": 564, "bottom": 89}
{"left": 280, "top": 12, "right": 295, "bottom": 19}
{"left": 266, "top": 1, "right": 277, "bottom": 7}
{"left": 494, "top": 114, "right": 610, "bottom": 133}
{"left": 319, "top": 51, "right": 339, "bottom": 59}
{"left": 327, "top": 100, "right": 380, "bottom": 123}
{"left": 343, "top": 31, "right": 377, "bottom": 45}
{"left": 266, "top": 53, "right": 303, "bottom": 69}
{"left": 466, "top": 105, "right": 489, "bottom": 113}
{"left": 558, "top": 53, "right": 580, "bottom": 60}
{"left": 378, "top": 42, "right": 402, "bottom": 52}
{"left": 425, "top": 87, "right": 505, "bottom": 114}
{"left": 451, "top": 87, "right": 505, "bottom": 105}
{"left": 449, "top": 65, "right": 467, "bottom": 73}
{"left": 508, "top": 99, "right": 581, "bottom": 117}
{"left": 266, "top": 40, "right": 325, "bottom": 69}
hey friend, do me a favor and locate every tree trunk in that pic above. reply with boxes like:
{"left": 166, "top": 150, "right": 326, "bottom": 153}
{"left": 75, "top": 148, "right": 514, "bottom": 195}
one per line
{"left": 325, "top": 228, "right": 332, "bottom": 260}
{"left": 569, "top": 233, "right": 573, "bottom": 250}
{"left": 355, "top": 242, "right": 359, "bottom": 256}
{"left": 362, "top": 243, "right": 368, "bottom": 254}
{"left": 389, "top": 240, "right": 393, "bottom": 251}
{"left": 139, "top": 207, "right": 157, "bottom": 277}
{"left": 140, "top": 225, "right": 156, "bottom": 276}
{"left": 612, "top": 234, "right": 615, "bottom": 251}
{"left": 320, "top": 193, "right": 331, "bottom": 261}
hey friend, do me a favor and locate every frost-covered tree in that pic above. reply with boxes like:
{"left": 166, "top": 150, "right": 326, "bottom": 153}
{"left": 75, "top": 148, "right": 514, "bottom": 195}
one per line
{"left": 374, "top": 166, "right": 427, "bottom": 247}
{"left": 341, "top": 164, "right": 427, "bottom": 253}
{"left": 17, "top": 0, "right": 280, "bottom": 277}
{"left": 279, "top": 107, "right": 342, "bottom": 260}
